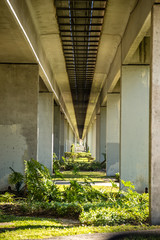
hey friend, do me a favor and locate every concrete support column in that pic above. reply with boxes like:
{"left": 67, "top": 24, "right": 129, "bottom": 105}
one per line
{"left": 120, "top": 65, "right": 149, "bottom": 192}
{"left": 150, "top": 4, "right": 160, "bottom": 225}
{"left": 99, "top": 107, "right": 106, "bottom": 162}
{"left": 0, "top": 64, "right": 39, "bottom": 190}
{"left": 92, "top": 120, "right": 96, "bottom": 158}
{"left": 67, "top": 122, "right": 70, "bottom": 151}
{"left": 69, "top": 126, "right": 73, "bottom": 150}
{"left": 85, "top": 134, "right": 88, "bottom": 152}
{"left": 60, "top": 112, "right": 65, "bottom": 159}
{"left": 96, "top": 114, "right": 100, "bottom": 161}
{"left": 64, "top": 119, "right": 68, "bottom": 152}
{"left": 54, "top": 104, "right": 61, "bottom": 159}
{"left": 87, "top": 125, "right": 93, "bottom": 154}
{"left": 38, "top": 93, "right": 53, "bottom": 172}
{"left": 106, "top": 94, "right": 120, "bottom": 176}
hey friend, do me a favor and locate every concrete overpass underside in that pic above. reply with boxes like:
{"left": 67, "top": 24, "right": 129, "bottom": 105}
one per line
{"left": 0, "top": 0, "right": 160, "bottom": 224}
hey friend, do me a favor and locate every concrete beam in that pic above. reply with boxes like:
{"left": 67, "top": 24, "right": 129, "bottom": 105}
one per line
{"left": 100, "top": 0, "right": 153, "bottom": 107}
{"left": 122, "top": 0, "right": 153, "bottom": 64}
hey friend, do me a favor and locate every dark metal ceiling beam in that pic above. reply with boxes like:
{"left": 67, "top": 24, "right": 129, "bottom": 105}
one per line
{"left": 58, "top": 16, "right": 104, "bottom": 19}
{"left": 57, "top": 8, "right": 105, "bottom": 11}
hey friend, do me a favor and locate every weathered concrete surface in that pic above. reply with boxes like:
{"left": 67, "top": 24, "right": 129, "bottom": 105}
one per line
{"left": 120, "top": 65, "right": 149, "bottom": 193}
{"left": 38, "top": 93, "right": 53, "bottom": 173}
{"left": 99, "top": 107, "right": 106, "bottom": 163}
{"left": 0, "top": 64, "right": 38, "bottom": 190}
{"left": 106, "top": 94, "right": 120, "bottom": 176}
{"left": 150, "top": 4, "right": 160, "bottom": 225}
{"left": 54, "top": 105, "right": 61, "bottom": 159}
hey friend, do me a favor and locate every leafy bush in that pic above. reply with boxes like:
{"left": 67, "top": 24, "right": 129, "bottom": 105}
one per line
{"left": 63, "top": 179, "right": 106, "bottom": 203}
{"left": 24, "top": 159, "right": 61, "bottom": 202}
{"left": 53, "top": 153, "right": 64, "bottom": 178}
{"left": 64, "top": 152, "right": 92, "bottom": 161}
{"left": 0, "top": 192, "right": 15, "bottom": 203}
{"left": 63, "top": 160, "right": 105, "bottom": 171}
{"left": 20, "top": 201, "right": 82, "bottom": 219}
{"left": 8, "top": 167, "right": 24, "bottom": 192}
{"left": 80, "top": 180, "right": 149, "bottom": 226}
{"left": 76, "top": 152, "right": 91, "bottom": 158}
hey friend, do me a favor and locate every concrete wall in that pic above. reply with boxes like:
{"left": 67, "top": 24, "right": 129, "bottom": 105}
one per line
{"left": 120, "top": 65, "right": 149, "bottom": 193}
{"left": 106, "top": 94, "right": 120, "bottom": 176}
{"left": 99, "top": 107, "right": 106, "bottom": 162}
{"left": 38, "top": 93, "right": 53, "bottom": 173}
{"left": 0, "top": 64, "right": 38, "bottom": 190}
{"left": 54, "top": 105, "right": 60, "bottom": 158}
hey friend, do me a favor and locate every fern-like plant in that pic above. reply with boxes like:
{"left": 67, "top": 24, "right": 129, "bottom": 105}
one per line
{"left": 8, "top": 167, "right": 24, "bottom": 192}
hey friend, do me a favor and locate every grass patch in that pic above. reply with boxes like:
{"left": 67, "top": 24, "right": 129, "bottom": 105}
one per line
{"left": 57, "top": 185, "right": 118, "bottom": 193}
{"left": 0, "top": 214, "right": 160, "bottom": 240}
{"left": 52, "top": 170, "right": 109, "bottom": 182}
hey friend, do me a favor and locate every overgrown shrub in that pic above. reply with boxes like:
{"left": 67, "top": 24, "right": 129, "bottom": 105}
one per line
{"left": 64, "top": 152, "right": 92, "bottom": 161}
{"left": 63, "top": 160, "right": 105, "bottom": 171}
{"left": 53, "top": 153, "right": 64, "bottom": 178}
{"left": 24, "top": 159, "right": 61, "bottom": 202}
{"left": 64, "top": 152, "right": 77, "bottom": 160}
{"left": 80, "top": 180, "right": 149, "bottom": 226}
{"left": 63, "top": 179, "right": 106, "bottom": 203}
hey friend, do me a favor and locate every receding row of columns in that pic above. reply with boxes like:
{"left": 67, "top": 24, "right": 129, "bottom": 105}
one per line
{"left": 86, "top": 65, "right": 149, "bottom": 192}
{"left": 0, "top": 64, "right": 75, "bottom": 190}
{"left": 85, "top": 3, "right": 160, "bottom": 225}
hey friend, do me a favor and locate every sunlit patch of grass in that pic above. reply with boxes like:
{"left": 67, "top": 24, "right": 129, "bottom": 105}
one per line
{"left": 52, "top": 171, "right": 110, "bottom": 182}
{"left": 0, "top": 215, "right": 160, "bottom": 240}
{"left": 57, "top": 185, "right": 119, "bottom": 193}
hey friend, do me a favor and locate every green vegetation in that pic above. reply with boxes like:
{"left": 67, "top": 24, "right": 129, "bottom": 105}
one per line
{"left": 8, "top": 168, "right": 24, "bottom": 192}
{"left": 0, "top": 193, "right": 15, "bottom": 203}
{"left": 0, "top": 157, "right": 154, "bottom": 239}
